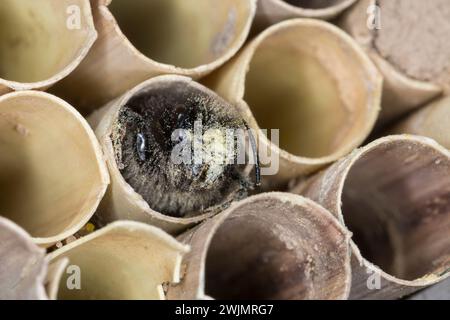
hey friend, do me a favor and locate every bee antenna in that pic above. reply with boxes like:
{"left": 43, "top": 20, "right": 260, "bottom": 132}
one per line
{"left": 244, "top": 122, "right": 261, "bottom": 187}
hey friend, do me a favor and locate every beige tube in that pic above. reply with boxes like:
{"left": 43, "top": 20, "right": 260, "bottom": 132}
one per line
{"left": 292, "top": 135, "right": 450, "bottom": 299}
{"left": 167, "top": 192, "right": 351, "bottom": 300}
{"left": 205, "top": 19, "right": 382, "bottom": 189}
{"left": 89, "top": 75, "right": 256, "bottom": 234}
{"left": 50, "top": 0, "right": 256, "bottom": 114}
{"left": 0, "top": 91, "right": 109, "bottom": 247}
{"left": 45, "top": 258, "right": 69, "bottom": 300}
{"left": 0, "top": 0, "right": 96, "bottom": 95}
{"left": 0, "top": 217, "right": 48, "bottom": 300}
{"left": 390, "top": 96, "right": 450, "bottom": 149}
{"left": 339, "top": 0, "right": 447, "bottom": 123}
{"left": 254, "top": 0, "right": 358, "bottom": 31}
{"left": 47, "top": 221, "right": 189, "bottom": 300}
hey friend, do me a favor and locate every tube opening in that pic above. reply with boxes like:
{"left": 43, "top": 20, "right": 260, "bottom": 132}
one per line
{"left": 342, "top": 140, "right": 450, "bottom": 280}
{"left": 109, "top": 0, "right": 252, "bottom": 69}
{"left": 204, "top": 198, "right": 349, "bottom": 299}
{"left": 374, "top": 0, "right": 450, "bottom": 87}
{"left": 113, "top": 80, "right": 252, "bottom": 218}
{"left": 284, "top": 0, "right": 346, "bottom": 9}
{"left": 244, "top": 24, "right": 372, "bottom": 159}
{"left": 0, "top": 94, "right": 105, "bottom": 240}
{"left": 57, "top": 254, "right": 146, "bottom": 300}
{"left": 0, "top": 0, "right": 93, "bottom": 83}
{"left": 54, "top": 227, "right": 171, "bottom": 300}
{"left": 57, "top": 255, "right": 142, "bottom": 300}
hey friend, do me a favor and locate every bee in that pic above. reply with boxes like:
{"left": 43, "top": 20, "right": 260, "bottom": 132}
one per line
{"left": 114, "top": 82, "right": 260, "bottom": 218}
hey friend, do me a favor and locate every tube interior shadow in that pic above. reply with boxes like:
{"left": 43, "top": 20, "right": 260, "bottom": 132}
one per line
{"left": 204, "top": 197, "right": 349, "bottom": 299}
{"left": 0, "top": 93, "right": 107, "bottom": 243}
{"left": 342, "top": 141, "right": 450, "bottom": 280}
{"left": 0, "top": 0, "right": 94, "bottom": 83}
{"left": 284, "top": 0, "right": 346, "bottom": 9}
{"left": 109, "top": 0, "right": 252, "bottom": 69}
{"left": 243, "top": 23, "right": 375, "bottom": 159}
{"left": 49, "top": 222, "right": 188, "bottom": 300}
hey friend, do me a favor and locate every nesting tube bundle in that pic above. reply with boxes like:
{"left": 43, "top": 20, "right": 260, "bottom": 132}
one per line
{"left": 50, "top": 0, "right": 257, "bottom": 113}
{"left": 206, "top": 19, "right": 382, "bottom": 188}
{"left": 0, "top": 217, "right": 48, "bottom": 300}
{"left": 90, "top": 75, "right": 258, "bottom": 234}
{"left": 254, "top": 0, "right": 358, "bottom": 31}
{"left": 47, "top": 221, "right": 189, "bottom": 300}
{"left": 292, "top": 135, "right": 450, "bottom": 299}
{"left": 167, "top": 193, "right": 351, "bottom": 300}
{"left": 1, "top": 0, "right": 449, "bottom": 303}
{"left": 0, "top": 0, "right": 97, "bottom": 95}
{"left": 340, "top": 0, "right": 450, "bottom": 123}
{"left": 0, "top": 91, "right": 109, "bottom": 247}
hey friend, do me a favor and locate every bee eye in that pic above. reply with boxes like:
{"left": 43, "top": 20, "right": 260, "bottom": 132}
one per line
{"left": 136, "top": 132, "right": 146, "bottom": 161}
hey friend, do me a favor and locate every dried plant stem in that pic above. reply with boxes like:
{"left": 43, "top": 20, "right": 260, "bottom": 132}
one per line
{"left": 339, "top": 0, "right": 449, "bottom": 123}
{"left": 50, "top": 0, "right": 256, "bottom": 114}
{"left": 389, "top": 96, "right": 450, "bottom": 149}
{"left": 0, "top": 91, "right": 109, "bottom": 246}
{"left": 0, "top": 218, "right": 48, "bottom": 300}
{"left": 0, "top": 0, "right": 96, "bottom": 94}
{"left": 205, "top": 19, "right": 381, "bottom": 189}
{"left": 47, "top": 221, "right": 189, "bottom": 300}
{"left": 167, "top": 192, "right": 351, "bottom": 300}
{"left": 292, "top": 135, "right": 450, "bottom": 299}
{"left": 254, "top": 0, "right": 357, "bottom": 31}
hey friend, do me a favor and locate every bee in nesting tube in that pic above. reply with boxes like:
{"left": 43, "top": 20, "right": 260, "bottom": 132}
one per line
{"left": 115, "top": 83, "right": 260, "bottom": 219}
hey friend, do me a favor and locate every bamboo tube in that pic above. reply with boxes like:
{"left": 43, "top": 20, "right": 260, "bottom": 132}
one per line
{"left": 0, "top": 91, "right": 109, "bottom": 247}
{"left": 0, "top": 0, "right": 97, "bottom": 94}
{"left": 408, "top": 277, "right": 450, "bottom": 300}
{"left": 390, "top": 96, "right": 450, "bottom": 150}
{"left": 167, "top": 192, "right": 351, "bottom": 300}
{"left": 0, "top": 217, "right": 48, "bottom": 300}
{"left": 45, "top": 258, "right": 69, "bottom": 300}
{"left": 253, "top": 0, "right": 358, "bottom": 31}
{"left": 205, "top": 19, "right": 382, "bottom": 189}
{"left": 89, "top": 75, "right": 256, "bottom": 234}
{"left": 47, "top": 221, "right": 189, "bottom": 300}
{"left": 292, "top": 135, "right": 450, "bottom": 299}
{"left": 339, "top": 0, "right": 448, "bottom": 123}
{"left": 50, "top": 0, "right": 257, "bottom": 114}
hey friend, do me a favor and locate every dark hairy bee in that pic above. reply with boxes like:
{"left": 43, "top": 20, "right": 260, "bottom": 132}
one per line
{"left": 112, "top": 81, "right": 260, "bottom": 218}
